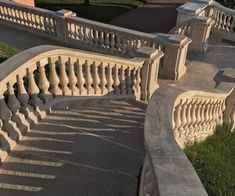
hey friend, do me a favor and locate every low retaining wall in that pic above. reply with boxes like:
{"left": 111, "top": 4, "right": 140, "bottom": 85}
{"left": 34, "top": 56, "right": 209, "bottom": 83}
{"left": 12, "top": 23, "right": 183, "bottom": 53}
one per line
{"left": 140, "top": 77, "right": 234, "bottom": 196}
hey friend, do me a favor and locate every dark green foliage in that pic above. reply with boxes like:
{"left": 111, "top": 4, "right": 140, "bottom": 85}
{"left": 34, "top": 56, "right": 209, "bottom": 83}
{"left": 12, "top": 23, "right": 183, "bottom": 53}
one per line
{"left": 0, "top": 42, "right": 19, "bottom": 63}
{"left": 36, "top": 0, "right": 147, "bottom": 22}
{"left": 217, "top": 0, "right": 235, "bottom": 8}
{"left": 184, "top": 125, "right": 235, "bottom": 196}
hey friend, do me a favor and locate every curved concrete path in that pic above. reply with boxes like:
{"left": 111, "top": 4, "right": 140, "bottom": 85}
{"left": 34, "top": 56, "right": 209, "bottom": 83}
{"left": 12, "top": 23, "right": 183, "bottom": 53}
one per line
{"left": 0, "top": 99, "right": 146, "bottom": 196}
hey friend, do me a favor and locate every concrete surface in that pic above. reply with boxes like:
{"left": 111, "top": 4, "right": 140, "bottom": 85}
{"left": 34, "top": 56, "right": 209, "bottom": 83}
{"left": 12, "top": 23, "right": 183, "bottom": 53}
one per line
{"left": 109, "top": 0, "right": 187, "bottom": 33}
{"left": 0, "top": 99, "right": 146, "bottom": 196}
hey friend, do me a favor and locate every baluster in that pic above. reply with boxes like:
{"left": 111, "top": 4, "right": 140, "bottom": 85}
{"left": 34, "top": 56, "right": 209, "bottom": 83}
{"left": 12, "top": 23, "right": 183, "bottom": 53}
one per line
{"left": 92, "top": 62, "right": 101, "bottom": 95}
{"left": 100, "top": 62, "right": 108, "bottom": 95}
{"left": 200, "top": 99, "right": 207, "bottom": 132}
{"left": 17, "top": 75, "right": 38, "bottom": 125}
{"left": 110, "top": 34, "right": 116, "bottom": 53}
{"left": 99, "top": 31, "right": 105, "bottom": 49}
{"left": 48, "top": 57, "right": 61, "bottom": 95}
{"left": 0, "top": 92, "right": 21, "bottom": 141}
{"left": 173, "top": 99, "right": 183, "bottom": 139}
{"left": 113, "top": 64, "right": 120, "bottom": 94}
{"left": 104, "top": 31, "right": 110, "bottom": 49}
{"left": 58, "top": 57, "right": 69, "bottom": 95}
{"left": 179, "top": 99, "right": 187, "bottom": 138}
{"left": 116, "top": 34, "right": 121, "bottom": 53}
{"left": 185, "top": 99, "right": 193, "bottom": 135}
{"left": 76, "top": 59, "right": 85, "bottom": 95}
{"left": 126, "top": 67, "right": 132, "bottom": 94}
{"left": 0, "top": 119, "right": 15, "bottom": 153}
{"left": 190, "top": 99, "right": 197, "bottom": 132}
{"left": 107, "top": 63, "right": 114, "bottom": 94}
{"left": 119, "top": 65, "right": 126, "bottom": 94}
{"left": 7, "top": 82, "right": 30, "bottom": 134}
{"left": 85, "top": 60, "right": 94, "bottom": 95}
{"left": 211, "top": 99, "right": 217, "bottom": 129}
{"left": 27, "top": 69, "right": 46, "bottom": 119}
{"left": 133, "top": 67, "right": 141, "bottom": 97}
{"left": 37, "top": 62, "right": 51, "bottom": 103}
{"left": 68, "top": 58, "right": 78, "bottom": 95}
{"left": 195, "top": 99, "right": 202, "bottom": 133}
{"left": 94, "top": 30, "right": 99, "bottom": 48}
{"left": 208, "top": 100, "right": 215, "bottom": 131}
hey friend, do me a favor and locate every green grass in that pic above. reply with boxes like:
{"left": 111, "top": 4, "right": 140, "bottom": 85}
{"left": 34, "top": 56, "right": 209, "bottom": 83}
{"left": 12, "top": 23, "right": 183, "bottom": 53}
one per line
{"left": 184, "top": 125, "right": 235, "bottom": 196}
{"left": 0, "top": 43, "right": 19, "bottom": 62}
{"left": 36, "top": 0, "right": 147, "bottom": 22}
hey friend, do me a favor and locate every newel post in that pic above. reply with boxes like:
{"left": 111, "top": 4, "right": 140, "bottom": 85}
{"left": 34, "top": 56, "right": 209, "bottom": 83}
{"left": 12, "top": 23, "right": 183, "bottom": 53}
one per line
{"left": 176, "top": 1, "right": 212, "bottom": 24}
{"left": 55, "top": 9, "right": 76, "bottom": 43}
{"left": 223, "top": 88, "right": 235, "bottom": 130}
{"left": 135, "top": 47, "right": 164, "bottom": 101}
{"left": 190, "top": 16, "right": 214, "bottom": 53}
{"left": 156, "top": 34, "right": 191, "bottom": 80}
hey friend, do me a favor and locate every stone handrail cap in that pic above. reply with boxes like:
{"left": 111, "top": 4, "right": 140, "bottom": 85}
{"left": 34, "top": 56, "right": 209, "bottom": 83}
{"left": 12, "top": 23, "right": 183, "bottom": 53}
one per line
{"left": 56, "top": 9, "right": 76, "bottom": 17}
{"left": 177, "top": 2, "right": 208, "bottom": 15}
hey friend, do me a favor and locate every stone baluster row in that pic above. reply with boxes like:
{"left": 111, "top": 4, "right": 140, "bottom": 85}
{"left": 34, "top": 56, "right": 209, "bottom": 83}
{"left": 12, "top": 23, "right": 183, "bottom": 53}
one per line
{"left": 44, "top": 56, "right": 143, "bottom": 97}
{"left": 212, "top": 8, "right": 235, "bottom": 33}
{"left": 0, "top": 4, "right": 56, "bottom": 34}
{"left": 67, "top": 22, "right": 154, "bottom": 57}
{"left": 0, "top": 62, "right": 54, "bottom": 161}
{"left": 173, "top": 97, "right": 226, "bottom": 146}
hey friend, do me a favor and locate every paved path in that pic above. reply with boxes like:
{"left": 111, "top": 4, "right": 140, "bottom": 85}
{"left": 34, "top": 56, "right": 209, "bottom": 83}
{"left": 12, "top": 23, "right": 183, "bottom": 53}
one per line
{"left": 109, "top": 0, "right": 187, "bottom": 33}
{"left": 0, "top": 24, "right": 59, "bottom": 50}
{"left": 0, "top": 99, "right": 146, "bottom": 196}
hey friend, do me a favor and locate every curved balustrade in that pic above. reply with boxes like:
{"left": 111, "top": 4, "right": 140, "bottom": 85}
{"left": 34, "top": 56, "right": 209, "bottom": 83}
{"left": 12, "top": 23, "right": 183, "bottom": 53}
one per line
{"left": 176, "top": 0, "right": 235, "bottom": 45}
{"left": 173, "top": 91, "right": 228, "bottom": 148}
{"left": 0, "top": 44, "right": 164, "bottom": 162}
{"left": 140, "top": 78, "right": 234, "bottom": 196}
{"left": 208, "top": 1, "right": 235, "bottom": 34}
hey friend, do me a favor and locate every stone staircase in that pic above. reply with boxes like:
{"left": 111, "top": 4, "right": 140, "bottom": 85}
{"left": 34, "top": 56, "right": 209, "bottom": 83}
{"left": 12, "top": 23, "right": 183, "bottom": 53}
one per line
{"left": 0, "top": 0, "right": 234, "bottom": 196}
{"left": 0, "top": 99, "right": 146, "bottom": 196}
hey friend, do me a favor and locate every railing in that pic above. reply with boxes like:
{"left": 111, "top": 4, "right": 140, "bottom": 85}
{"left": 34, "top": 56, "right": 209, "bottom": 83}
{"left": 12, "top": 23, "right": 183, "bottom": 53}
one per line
{"left": 0, "top": 0, "right": 191, "bottom": 80}
{"left": 0, "top": 44, "right": 163, "bottom": 162}
{"left": 0, "top": 0, "right": 57, "bottom": 36}
{"left": 169, "top": 19, "right": 192, "bottom": 37}
{"left": 173, "top": 91, "right": 228, "bottom": 148}
{"left": 176, "top": 0, "right": 235, "bottom": 45}
{"left": 207, "top": 1, "right": 235, "bottom": 35}
{"left": 140, "top": 82, "right": 234, "bottom": 196}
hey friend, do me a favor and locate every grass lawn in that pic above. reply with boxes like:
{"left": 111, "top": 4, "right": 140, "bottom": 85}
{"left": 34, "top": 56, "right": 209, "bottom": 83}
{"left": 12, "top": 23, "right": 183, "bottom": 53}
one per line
{"left": 36, "top": 0, "right": 147, "bottom": 22}
{"left": 0, "top": 43, "right": 19, "bottom": 63}
{"left": 184, "top": 125, "right": 235, "bottom": 196}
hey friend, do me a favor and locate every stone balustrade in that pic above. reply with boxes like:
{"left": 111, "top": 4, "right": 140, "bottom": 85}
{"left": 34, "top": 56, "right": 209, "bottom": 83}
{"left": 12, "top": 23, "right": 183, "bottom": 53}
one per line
{"left": 176, "top": 0, "right": 235, "bottom": 44}
{"left": 0, "top": 0, "right": 191, "bottom": 80}
{"left": 0, "top": 44, "right": 163, "bottom": 162}
{"left": 140, "top": 79, "right": 234, "bottom": 196}
{"left": 173, "top": 91, "right": 228, "bottom": 148}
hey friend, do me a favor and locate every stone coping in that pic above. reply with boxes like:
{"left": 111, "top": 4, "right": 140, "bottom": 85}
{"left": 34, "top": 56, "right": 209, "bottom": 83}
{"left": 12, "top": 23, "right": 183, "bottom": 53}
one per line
{"left": 144, "top": 79, "right": 233, "bottom": 196}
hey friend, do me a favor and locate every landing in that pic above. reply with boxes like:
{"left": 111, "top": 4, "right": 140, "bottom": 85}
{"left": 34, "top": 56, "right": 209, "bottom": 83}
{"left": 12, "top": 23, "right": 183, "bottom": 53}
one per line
{"left": 0, "top": 99, "right": 146, "bottom": 196}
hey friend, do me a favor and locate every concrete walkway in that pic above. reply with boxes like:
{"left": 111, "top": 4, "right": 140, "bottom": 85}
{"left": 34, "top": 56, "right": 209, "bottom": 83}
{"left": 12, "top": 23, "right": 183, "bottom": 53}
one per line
{"left": 109, "top": 0, "right": 187, "bottom": 33}
{"left": 0, "top": 99, "right": 146, "bottom": 196}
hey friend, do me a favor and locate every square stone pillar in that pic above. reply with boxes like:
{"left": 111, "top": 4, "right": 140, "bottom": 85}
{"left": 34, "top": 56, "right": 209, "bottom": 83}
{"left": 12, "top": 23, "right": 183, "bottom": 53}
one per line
{"left": 135, "top": 47, "right": 164, "bottom": 101}
{"left": 176, "top": 1, "right": 211, "bottom": 24}
{"left": 55, "top": 9, "right": 76, "bottom": 43}
{"left": 156, "top": 34, "right": 192, "bottom": 80}
{"left": 190, "top": 16, "right": 214, "bottom": 53}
